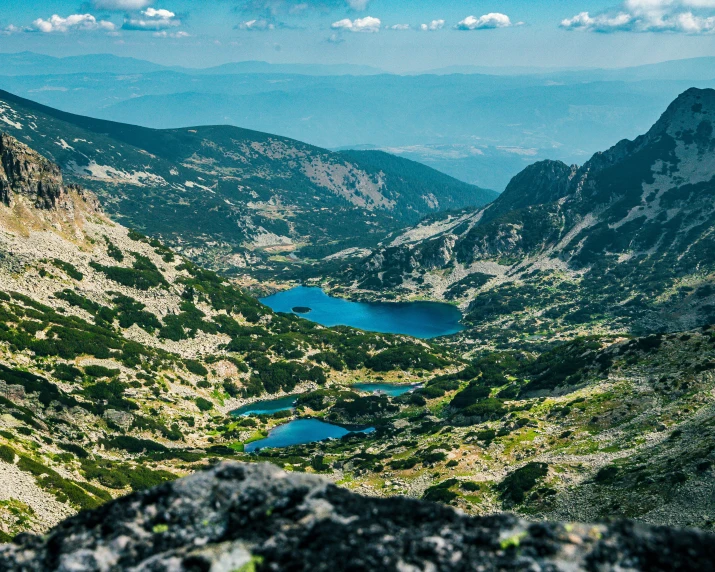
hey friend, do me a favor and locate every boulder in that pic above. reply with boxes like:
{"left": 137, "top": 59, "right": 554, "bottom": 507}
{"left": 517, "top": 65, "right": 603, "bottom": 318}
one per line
{"left": 1, "top": 462, "right": 714, "bottom": 571}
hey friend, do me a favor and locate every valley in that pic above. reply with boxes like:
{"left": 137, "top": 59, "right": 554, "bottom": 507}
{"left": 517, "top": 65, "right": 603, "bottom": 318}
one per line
{"left": 1, "top": 83, "right": 715, "bottom": 546}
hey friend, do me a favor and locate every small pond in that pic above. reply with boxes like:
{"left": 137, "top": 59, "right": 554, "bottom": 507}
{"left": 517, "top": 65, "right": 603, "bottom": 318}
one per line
{"left": 351, "top": 382, "right": 421, "bottom": 397}
{"left": 231, "top": 395, "right": 297, "bottom": 417}
{"left": 244, "top": 419, "right": 375, "bottom": 452}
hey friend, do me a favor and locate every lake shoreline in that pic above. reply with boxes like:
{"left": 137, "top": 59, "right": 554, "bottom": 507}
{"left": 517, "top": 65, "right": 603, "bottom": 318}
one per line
{"left": 260, "top": 285, "right": 464, "bottom": 339}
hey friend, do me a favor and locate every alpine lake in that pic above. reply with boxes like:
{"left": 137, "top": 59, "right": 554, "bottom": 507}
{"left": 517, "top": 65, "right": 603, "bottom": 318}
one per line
{"left": 232, "top": 287, "right": 462, "bottom": 452}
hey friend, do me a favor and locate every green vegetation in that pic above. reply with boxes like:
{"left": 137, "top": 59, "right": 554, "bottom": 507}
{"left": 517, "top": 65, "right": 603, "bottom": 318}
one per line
{"left": 51, "top": 259, "right": 83, "bottom": 281}
{"left": 90, "top": 254, "right": 166, "bottom": 290}
{"left": 498, "top": 463, "right": 549, "bottom": 504}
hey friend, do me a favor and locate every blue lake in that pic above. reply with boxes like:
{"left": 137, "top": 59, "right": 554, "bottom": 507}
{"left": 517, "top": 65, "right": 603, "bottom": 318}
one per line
{"left": 244, "top": 419, "right": 375, "bottom": 452}
{"left": 351, "top": 382, "right": 421, "bottom": 397}
{"left": 260, "top": 286, "right": 464, "bottom": 339}
{"left": 231, "top": 395, "right": 297, "bottom": 416}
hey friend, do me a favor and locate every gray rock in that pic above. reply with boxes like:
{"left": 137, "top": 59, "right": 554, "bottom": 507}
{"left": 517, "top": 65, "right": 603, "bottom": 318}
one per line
{"left": 1, "top": 462, "right": 714, "bottom": 571}
{"left": 102, "top": 409, "right": 134, "bottom": 431}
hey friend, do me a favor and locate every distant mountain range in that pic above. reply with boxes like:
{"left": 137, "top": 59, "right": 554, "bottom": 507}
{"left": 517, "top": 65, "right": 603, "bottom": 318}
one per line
{"left": 330, "top": 88, "right": 715, "bottom": 339}
{"left": 0, "top": 52, "right": 385, "bottom": 77}
{"left": 2, "top": 53, "right": 715, "bottom": 191}
{"left": 0, "top": 89, "right": 495, "bottom": 272}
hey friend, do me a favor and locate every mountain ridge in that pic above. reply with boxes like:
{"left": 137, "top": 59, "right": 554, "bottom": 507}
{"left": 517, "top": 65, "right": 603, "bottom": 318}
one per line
{"left": 0, "top": 88, "right": 496, "bottom": 273}
{"left": 325, "top": 88, "right": 715, "bottom": 343}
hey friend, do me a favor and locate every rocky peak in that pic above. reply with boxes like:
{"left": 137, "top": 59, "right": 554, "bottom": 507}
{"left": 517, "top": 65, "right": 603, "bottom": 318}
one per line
{"left": 1, "top": 462, "right": 713, "bottom": 571}
{"left": 0, "top": 132, "right": 100, "bottom": 215}
{"left": 650, "top": 87, "right": 715, "bottom": 145}
{"left": 482, "top": 160, "right": 577, "bottom": 223}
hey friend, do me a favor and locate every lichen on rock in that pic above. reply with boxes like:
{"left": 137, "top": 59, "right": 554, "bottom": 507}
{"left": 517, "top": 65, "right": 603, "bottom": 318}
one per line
{"left": 1, "top": 462, "right": 714, "bottom": 571}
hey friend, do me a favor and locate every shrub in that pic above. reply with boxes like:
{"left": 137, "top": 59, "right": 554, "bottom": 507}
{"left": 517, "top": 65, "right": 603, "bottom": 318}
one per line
{"left": 53, "top": 363, "right": 83, "bottom": 382}
{"left": 58, "top": 443, "right": 90, "bottom": 459}
{"left": 196, "top": 397, "right": 214, "bottom": 412}
{"left": 84, "top": 365, "right": 120, "bottom": 378}
{"left": 450, "top": 384, "right": 491, "bottom": 409}
{"left": 595, "top": 465, "right": 619, "bottom": 484}
{"left": 52, "top": 259, "right": 83, "bottom": 281}
{"left": 185, "top": 360, "right": 208, "bottom": 376}
{"left": 389, "top": 458, "right": 418, "bottom": 470}
{"left": 104, "top": 237, "right": 124, "bottom": 262}
{"left": 498, "top": 462, "right": 549, "bottom": 504}
{"left": 0, "top": 445, "right": 15, "bottom": 463}
{"left": 423, "top": 479, "right": 459, "bottom": 503}
{"left": 461, "top": 399, "right": 507, "bottom": 421}
{"left": 460, "top": 481, "right": 481, "bottom": 492}
{"left": 90, "top": 254, "right": 166, "bottom": 291}
{"left": 101, "top": 436, "right": 168, "bottom": 453}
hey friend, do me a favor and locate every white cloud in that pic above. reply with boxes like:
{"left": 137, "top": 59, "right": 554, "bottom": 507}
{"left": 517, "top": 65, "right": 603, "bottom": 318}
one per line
{"left": 560, "top": 11, "right": 634, "bottom": 32}
{"left": 420, "top": 19, "right": 445, "bottom": 31}
{"left": 455, "top": 13, "right": 512, "bottom": 30}
{"left": 390, "top": 24, "right": 410, "bottom": 30}
{"left": 562, "top": 0, "right": 715, "bottom": 33}
{"left": 346, "top": 0, "right": 370, "bottom": 10}
{"left": 326, "top": 32, "right": 344, "bottom": 43}
{"left": 238, "top": 19, "right": 276, "bottom": 30}
{"left": 123, "top": 7, "right": 181, "bottom": 31}
{"left": 92, "top": 0, "right": 153, "bottom": 9}
{"left": 153, "top": 30, "right": 190, "bottom": 38}
{"left": 31, "top": 14, "right": 116, "bottom": 33}
{"left": 331, "top": 16, "right": 381, "bottom": 32}
{"left": 143, "top": 8, "right": 175, "bottom": 19}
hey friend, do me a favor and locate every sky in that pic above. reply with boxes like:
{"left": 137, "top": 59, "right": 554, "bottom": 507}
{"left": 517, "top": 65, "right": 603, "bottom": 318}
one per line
{"left": 1, "top": 0, "right": 715, "bottom": 71}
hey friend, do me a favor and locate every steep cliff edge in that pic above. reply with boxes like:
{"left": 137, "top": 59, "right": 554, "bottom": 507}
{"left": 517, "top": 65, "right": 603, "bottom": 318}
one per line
{"left": 1, "top": 462, "right": 714, "bottom": 572}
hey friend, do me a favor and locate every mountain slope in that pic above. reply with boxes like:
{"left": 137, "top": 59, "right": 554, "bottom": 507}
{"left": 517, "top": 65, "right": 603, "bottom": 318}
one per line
{"left": 2, "top": 133, "right": 715, "bottom": 541}
{"left": 332, "top": 88, "right": 715, "bottom": 342}
{"left": 0, "top": 133, "right": 455, "bottom": 536}
{"left": 0, "top": 89, "right": 496, "bottom": 273}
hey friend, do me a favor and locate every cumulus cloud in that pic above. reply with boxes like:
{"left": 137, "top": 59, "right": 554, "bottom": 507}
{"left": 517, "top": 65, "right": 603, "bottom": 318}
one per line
{"left": 561, "top": 0, "right": 715, "bottom": 33}
{"left": 31, "top": 14, "right": 116, "bottom": 33}
{"left": 1, "top": 24, "right": 26, "bottom": 35}
{"left": 455, "top": 13, "right": 513, "bottom": 30}
{"left": 153, "top": 30, "right": 190, "bottom": 38}
{"left": 331, "top": 16, "right": 380, "bottom": 32}
{"left": 236, "top": 0, "right": 370, "bottom": 16}
{"left": 390, "top": 23, "right": 410, "bottom": 30}
{"left": 92, "top": 0, "right": 153, "bottom": 9}
{"left": 420, "top": 19, "right": 445, "bottom": 31}
{"left": 123, "top": 7, "right": 181, "bottom": 31}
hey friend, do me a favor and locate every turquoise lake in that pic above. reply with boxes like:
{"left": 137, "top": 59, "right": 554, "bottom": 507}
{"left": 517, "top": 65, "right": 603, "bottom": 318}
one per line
{"left": 260, "top": 286, "right": 464, "bottom": 339}
{"left": 351, "top": 382, "right": 421, "bottom": 397}
{"left": 244, "top": 419, "right": 375, "bottom": 452}
{"left": 231, "top": 395, "right": 297, "bottom": 416}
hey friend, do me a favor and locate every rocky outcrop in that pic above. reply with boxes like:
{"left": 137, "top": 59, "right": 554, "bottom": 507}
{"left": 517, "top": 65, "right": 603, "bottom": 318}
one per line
{"left": 0, "top": 133, "right": 65, "bottom": 209}
{"left": 2, "top": 462, "right": 714, "bottom": 571}
{"left": 0, "top": 132, "right": 101, "bottom": 217}
{"left": 481, "top": 160, "right": 577, "bottom": 224}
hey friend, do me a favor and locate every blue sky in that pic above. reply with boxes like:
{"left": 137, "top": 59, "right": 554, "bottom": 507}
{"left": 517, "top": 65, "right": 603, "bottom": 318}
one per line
{"left": 1, "top": 0, "right": 714, "bottom": 71}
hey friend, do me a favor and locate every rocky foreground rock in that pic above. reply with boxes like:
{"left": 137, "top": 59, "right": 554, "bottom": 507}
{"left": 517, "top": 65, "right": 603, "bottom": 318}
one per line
{"left": 1, "top": 463, "right": 714, "bottom": 571}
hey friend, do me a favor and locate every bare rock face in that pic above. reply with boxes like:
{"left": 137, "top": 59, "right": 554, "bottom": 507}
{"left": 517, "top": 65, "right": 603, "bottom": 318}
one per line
{"left": 1, "top": 462, "right": 714, "bottom": 571}
{"left": 0, "top": 132, "right": 101, "bottom": 216}
{"left": 0, "top": 133, "right": 66, "bottom": 209}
